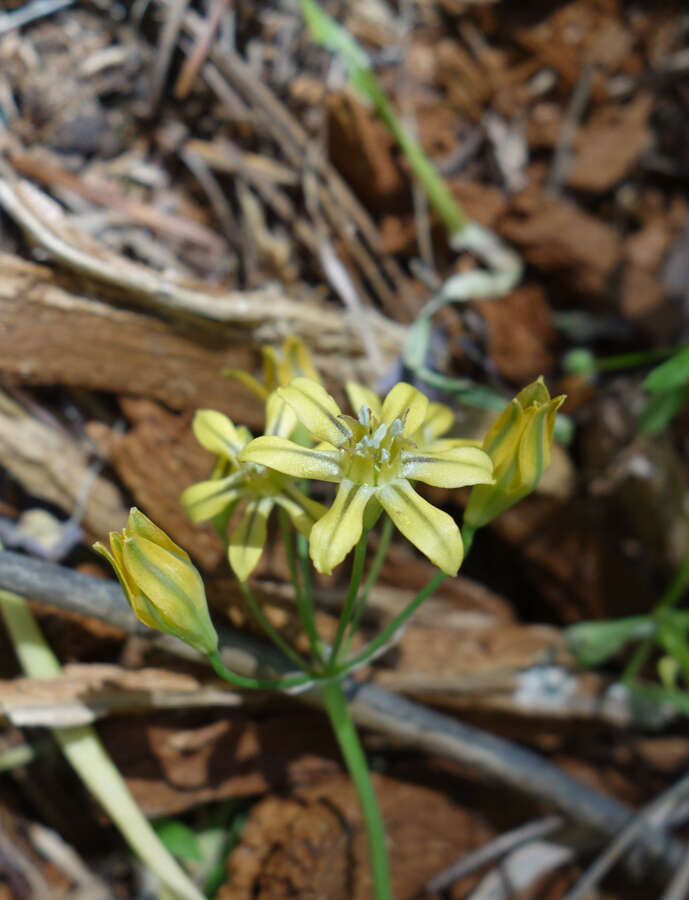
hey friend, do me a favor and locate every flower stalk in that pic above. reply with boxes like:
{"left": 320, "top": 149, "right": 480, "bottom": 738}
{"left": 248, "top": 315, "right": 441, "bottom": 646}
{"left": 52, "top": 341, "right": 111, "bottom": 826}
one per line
{"left": 321, "top": 679, "right": 391, "bottom": 900}
{"left": 328, "top": 529, "right": 370, "bottom": 669}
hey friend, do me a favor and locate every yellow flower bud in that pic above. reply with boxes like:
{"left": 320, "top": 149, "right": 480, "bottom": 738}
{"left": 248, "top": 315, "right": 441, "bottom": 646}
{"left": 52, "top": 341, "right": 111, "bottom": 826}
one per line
{"left": 94, "top": 508, "right": 218, "bottom": 656}
{"left": 464, "top": 378, "right": 565, "bottom": 530}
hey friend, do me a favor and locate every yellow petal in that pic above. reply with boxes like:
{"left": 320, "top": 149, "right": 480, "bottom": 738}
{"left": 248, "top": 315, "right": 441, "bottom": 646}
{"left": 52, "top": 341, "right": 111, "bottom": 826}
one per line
{"left": 108, "top": 530, "right": 127, "bottom": 570}
{"left": 401, "top": 446, "right": 494, "bottom": 488}
{"left": 309, "top": 481, "right": 374, "bottom": 574}
{"left": 278, "top": 377, "right": 350, "bottom": 446}
{"left": 378, "top": 480, "right": 463, "bottom": 575}
{"left": 239, "top": 436, "right": 342, "bottom": 482}
{"left": 517, "top": 405, "right": 551, "bottom": 491}
{"left": 92, "top": 540, "right": 116, "bottom": 571}
{"left": 126, "top": 508, "right": 190, "bottom": 561}
{"left": 265, "top": 391, "right": 298, "bottom": 439}
{"left": 122, "top": 536, "right": 217, "bottom": 653}
{"left": 517, "top": 394, "right": 564, "bottom": 490}
{"left": 261, "top": 345, "right": 282, "bottom": 392}
{"left": 417, "top": 402, "right": 454, "bottom": 442}
{"left": 425, "top": 437, "right": 483, "bottom": 453}
{"left": 546, "top": 394, "right": 566, "bottom": 444}
{"left": 483, "top": 399, "right": 524, "bottom": 475}
{"left": 345, "top": 381, "right": 382, "bottom": 420}
{"left": 516, "top": 375, "right": 550, "bottom": 409}
{"left": 223, "top": 368, "right": 269, "bottom": 401}
{"left": 464, "top": 380, "right": 566, "bottom": 530}
{"left": 95, "top": 534, "right": 158, "bottom": 629}
{"left": 228, "top": 497, "right": 273, "bottom": 581}
{"left": 125, "top": 589, "right": 167, "bottom": 634}
{"left": 123, "top": 537, "right": 204, "bottom": 619}
{"left": 192, "top": 410, "right": 248, "bottom": 459}
{"left": 274, "top": 484, "right": 327, "bottom": 536}
{"left": 180, "top": 475, "right": 242, "bottom": 522}
{"left": 283, "top": 334, "right": 322, "bottom": 383}
{"left": 381, "top": 382, "right": 429, "bottom": 437}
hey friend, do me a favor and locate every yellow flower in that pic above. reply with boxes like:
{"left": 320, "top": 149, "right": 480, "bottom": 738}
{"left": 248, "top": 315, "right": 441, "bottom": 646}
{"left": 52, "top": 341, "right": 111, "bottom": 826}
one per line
{"left": 180, "top": 393, "right": 325, "bottom": 581}
{"left": 239, "top": 378, "right": 494, "bottom": 576}
{"left": 464, "top": 377, "right": 565, "bottom": 530}
{"left": 94, "top": 508, "right": 218, "bottom": 655}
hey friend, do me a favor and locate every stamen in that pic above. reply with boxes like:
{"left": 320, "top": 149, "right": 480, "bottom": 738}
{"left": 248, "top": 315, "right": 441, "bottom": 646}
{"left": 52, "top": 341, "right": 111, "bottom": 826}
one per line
{"left": 389, "top": 418, "right": 403, "bottom": 438}
{"left": 358, "top": 405, "right": 370, "bottom": 427}
{"left": 372, "top": 422, "right": 387, "bottom": 447}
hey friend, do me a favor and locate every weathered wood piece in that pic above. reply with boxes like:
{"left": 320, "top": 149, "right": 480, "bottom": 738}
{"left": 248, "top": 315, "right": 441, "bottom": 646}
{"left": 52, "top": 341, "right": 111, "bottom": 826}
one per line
{"left": 0, "top": 253, "right": 402, "bottom": 420}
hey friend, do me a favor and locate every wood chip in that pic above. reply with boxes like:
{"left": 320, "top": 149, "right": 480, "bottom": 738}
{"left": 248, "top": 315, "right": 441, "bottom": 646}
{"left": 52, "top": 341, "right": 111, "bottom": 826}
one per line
{"left": 568, "top": 93, "right": 654, "bottom": 192}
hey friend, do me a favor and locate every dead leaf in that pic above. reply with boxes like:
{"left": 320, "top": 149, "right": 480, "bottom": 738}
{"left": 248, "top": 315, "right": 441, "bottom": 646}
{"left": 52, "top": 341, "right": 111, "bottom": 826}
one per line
{"left": 500, "top": 192, "right": 621, "bottom": 296}
{"left": 625, "top": 220, "right": 673, "bottom": 272}
{"left": 328, "top": 93, "right": 404, "bottom": 209}
{"left": 475, "top": 284, "right": 554, "bottom": 382}
{"left": 568, "top": 94, "right": 654, "bottom": 192}
{"left": 619, "top": 264, "right": 665, "bottom": 320}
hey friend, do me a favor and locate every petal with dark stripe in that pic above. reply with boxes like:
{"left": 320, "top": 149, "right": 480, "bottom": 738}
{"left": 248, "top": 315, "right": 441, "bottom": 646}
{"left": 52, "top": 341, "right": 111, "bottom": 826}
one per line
{"left": 192, "top": 410, "right": 250, "bottom": 459}
{"left": 309, "top": 480, "right": 374, "bottom": 574}
{"left": 401, "top": 446, "right": 494, "bottom": 488}
{"left": 378, "top": 480, "right": 463, "bottom": 575}
{"left": 228, "top": 497, "right": 274, "bottom": 581}
{"left": 381, "top": 382, "right": 429, "bottom": 436}
{"left": 180, "top": 473, "right": 243, "bottom": 522}
{"left": 278, "top": 377, "right": 351, "bottom": 446}
{"left": 239, "top": 436, "right": 342, "bottom": 482}
{"left": 265, "top": 391, "right": 298, "bottom": 439}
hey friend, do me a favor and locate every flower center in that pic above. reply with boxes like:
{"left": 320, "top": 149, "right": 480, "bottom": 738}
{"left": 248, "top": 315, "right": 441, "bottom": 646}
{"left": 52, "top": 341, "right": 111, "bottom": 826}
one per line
{"left": 340, "top": 407, "right": 411, "bottom": 486}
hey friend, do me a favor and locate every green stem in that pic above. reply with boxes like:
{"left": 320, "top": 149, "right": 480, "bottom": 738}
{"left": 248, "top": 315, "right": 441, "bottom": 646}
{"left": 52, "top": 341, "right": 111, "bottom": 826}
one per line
{"left": 278, "top": 509, "right": 322, "bottom": 663}
{"left": 328, "top": 530, "right": 369, "bottom": 669}
{"left": 344, "top": 571, "right": 447, "bottom": 672}
{"left": 208, "top": 650, "right": 313, "bottom": 691}
{"left": 622, "top": 538, "right": 689, "bottom": 684}
{"left": 373, "top": 86, "right": 466, "bottom": 235}
{"left": 238, "top": 580, "right": 308, "bottom": 672}
{"left": 321, "top": 679, "right": 391, "bottom": 900}
{"left": 297, "top": 531, "right": 313, "bottom": 602}
{"left": 341, "top": 517, "right": 394, "bottom": 658}
{"left": 622, "top": 634, "right": 656, "bottom": 685}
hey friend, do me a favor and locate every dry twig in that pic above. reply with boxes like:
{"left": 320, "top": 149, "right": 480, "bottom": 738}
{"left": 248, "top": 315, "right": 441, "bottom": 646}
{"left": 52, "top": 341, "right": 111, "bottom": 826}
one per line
{"left": 426, "top": 815, "right": 565, "bottom": 894}
{"left": 661, "top": 848, "right": 689, "bottom": 900}
{"left": 147, "top": 0, "right": 191, "bottom": 112}
{"left": 564, "top": 772, "right": 689, "bottom": 900}
{"left": 178, "top": 4, "right": 412, "bottom": 317}
{"left": 0, "top": 0, "right": 73, "bottom": 35}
